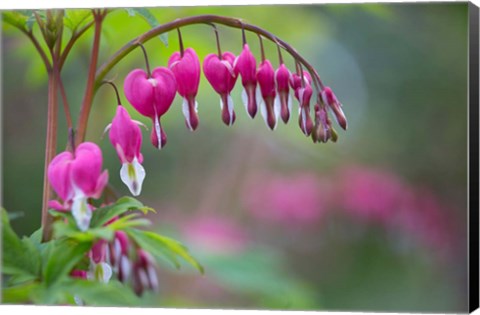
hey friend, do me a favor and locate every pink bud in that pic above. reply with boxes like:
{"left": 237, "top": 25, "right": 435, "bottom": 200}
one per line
{"left": 132, "top": 249, "right": 158, "bottom": 295}
{"left": 71, "top": 142, "right": 108, "bottom": 199}
{"left": 257, "top": 60, "right": 279, "bottom": 130}
{"left": 108, "top": 106, "right": 146, "bottom": 196}
{"left": 109, "top": 106, "right": 143, "bottom": 165}
{"left": 48, "top": 151, "right": 74, "bottom": 203}
{"left": 124, "top": 67, "right": 177, "bottom": 149}
{"left": 297, "top": 84, "right": 314, "bottom": 136}
{"left": 313, "top": 104, "right": 331, "bottom": 143}
{"left": 169, "top": 48, "right": 201, "bottom": 131}
{"left": 203, "top": 52, "right": 238, "bottom": 126}
{"left": 234, "top": 44, "right": 258, "bottom": 118}
{"left": 321, "top": 87, "right": 347, "bottom": 130}
{"left": 90, "top": 239, "right": 108, "bottom": 264}
{"left": 71, "top": 269, "right": 88, "bottom": 279}
{"left": 289, "top": 72, "right": 312, "bottom": 94}
{"left": 275, "top": 64, "right": 292, "bottom": 123}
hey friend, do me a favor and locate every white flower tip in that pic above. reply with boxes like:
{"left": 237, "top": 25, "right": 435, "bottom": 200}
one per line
{"left": 72, "top": 195, "right": 92, "bottom": 232}
{"left": 120, "top": 158, "right": 146, "bottom": 196}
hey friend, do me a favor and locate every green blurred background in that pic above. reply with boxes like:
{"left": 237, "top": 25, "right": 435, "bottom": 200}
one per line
{"left": 2, "top": 3, "right": 469, "bottom": 312}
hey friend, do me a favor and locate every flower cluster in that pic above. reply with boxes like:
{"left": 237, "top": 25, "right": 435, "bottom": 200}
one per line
{"left": 70, "top": 229, "right": 159, "bottom": 296}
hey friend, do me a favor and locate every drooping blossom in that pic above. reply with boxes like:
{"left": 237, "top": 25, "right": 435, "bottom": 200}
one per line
{"left": 168, "top": 48, "right": 201, "bottom": 131}
{"left": 290, "top": 72, "right": 313, "bottom": 136}
{"left": 243, "top": 172, "right": 330, "bottom": 225}
{"left": 124, "top": 67, "right": 177, "bottom": 149}
{"left": 275, "top": 63, "right": 293, "bottom": 123}
{"left": 132, "top": 249, "right": 159, "bottom": 296}
{"left": 256, "top": 59, "right": 280, "bottom": 130}
{"left": 108, "top": 230, "right": 132, "bottom": 283}
{"left": 203, "top": 52, "right": 238, "bottom": 126}
{"left": 320, "top": 87, "right": 347, "bottom": 130}
{"left": 107, "top": 106, "right": 145, "bottom": 196}
{"left": 182, "top": 216, "right": 249, "bottom": 254}
{"left": 312, "top": 104, "right": 335, "bottom": 143}
{"left": 47, "top": 142, "right": 109, "bottom": 231}
{"left": 88, "top": 239, "right": 112, "bottom": 283}
{"left": 234, "top": 44, "right": 258, "bottom": 118}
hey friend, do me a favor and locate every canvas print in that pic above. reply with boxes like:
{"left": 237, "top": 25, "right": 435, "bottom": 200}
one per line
{"left": 1, "top": 3, "right": 477, "bottom": 313}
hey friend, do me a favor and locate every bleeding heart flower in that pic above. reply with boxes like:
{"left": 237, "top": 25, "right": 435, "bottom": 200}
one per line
{"left": 297, "top": 84, "right": 314, "bottom": 136}
{"left": 108, "top": 231, "right": 132, "bottom": 283}
{"left": 257, "top": 59, "right": 280, "bottom": 130}
{"left": 124, "top": 67, "right": 177, "bottom": 149}
{"left": 312, "top": 104, "right": 332, "bottom": 143}
{"left": 321, "top": 87, "right": 348, "bottom": 130}
{"left": 203, "top": 52, "right": 238, "bottom": 126}
{"left": 168, "top": 48, "right": 201, "bottom": 131}
{"left": 132, "top": 249, "right": 158, "bottom": 296}
{"left": 107, "top": 106, "right": 145, "bottom": 196}
{"left": 275, "top": 63, "right": 292, "bottom": 123}
{"left": 234, "top": 44, "right": 258, "bottom": 118}
{"left": 47, "top": 142, "right": 109, "bottom": 231}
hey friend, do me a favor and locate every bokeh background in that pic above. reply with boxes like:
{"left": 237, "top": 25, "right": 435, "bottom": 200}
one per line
{"left": 2, "top": 3, "right": 469, "bottom": 312}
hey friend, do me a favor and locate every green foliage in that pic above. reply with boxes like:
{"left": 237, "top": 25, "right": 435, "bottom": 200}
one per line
{"left": 125, "top": 8, "right": 168, "bottom": 46}
{"left": 2, "top": 10, "right": 35, "bottom": 31}
{"left": 127, "top": 228, "right": 204, "bottom": 274}
{"left": 63, "top": 9, "right": 92, "bottom": 32}
{"left": 1, "top": 196, "right": 202, "bottom": 305}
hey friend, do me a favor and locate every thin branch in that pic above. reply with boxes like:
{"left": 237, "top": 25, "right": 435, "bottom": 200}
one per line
{"left": 57, "top": 73, "right": 73, "bottom": 130}
{"left": 75, "top": 10, "right": 106, "bottom": 144}
{"left": 59, "top": 20, "right": 95, "bottom": 70}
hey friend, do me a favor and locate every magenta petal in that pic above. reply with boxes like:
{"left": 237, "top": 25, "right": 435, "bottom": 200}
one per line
{"left": 109, "top": 106, "right": 142, "bottom": 164}
{"left": 71, "top": 142, "right": 104, "bottom": 197}
{"left": 168, "top": 48, "right": 201, "bottom": 98}
{"left": 124, "top": 69, "right": 156, "bottom": 118}
{"left": 257, "top": 60, "right": 276, "bottom": 99}
{"left": 234, "top": 44, "right": 257, "bottom": 86}
{"left": 91, "top": 240, "right": 108, "bottom": 264}
{"left": 93, "top": 170, "right": 109, "bottom": 199}
{"left": 47, "top": 151, "right": 74, "bottom": 202}
{"left": 150, "top": 67, "right": 177, "bottom": 117}
{"left": 203, "top": 52, "right": 238, "bottom": 95}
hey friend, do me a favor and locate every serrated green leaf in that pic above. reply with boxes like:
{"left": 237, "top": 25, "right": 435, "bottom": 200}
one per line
{"left": 1, "top": 209, "right": 41, "bottom": 278}
{"left": 43, "top": 239, "right": 92, "bottom": 286}
{"left": 124, "top": 8, "right": 168, "bottom": 46}
{"left": 63, "top": 9, "right": 93, "bottom": 31}
{"left": 126, "top": 228, "right": 203, "bottom": 274}
{"left": 90, "top": 196, "right": 154, "bottom": 228}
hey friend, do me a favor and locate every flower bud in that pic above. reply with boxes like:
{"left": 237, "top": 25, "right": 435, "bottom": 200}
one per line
{"left": 203, "top": 52, "right": 238, "bottom": 126}
{"left": 321, "top": 87, "right": 347, "bottom": 130}
{"left": 169, "top": 48, "right": 201, "bottom": 131}
{"left": 257, "top": 59, "right": 280, "bottom": 130}
{"left": 234, "top": 44, "right": 258, "bottom": 118}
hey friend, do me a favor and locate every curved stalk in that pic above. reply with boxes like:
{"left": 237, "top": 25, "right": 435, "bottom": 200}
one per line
{"left": 94, "top": 15, "right": 325, "bottom": 91}
{"left": 75, "top": 10, "right": 106, "bottom": 144}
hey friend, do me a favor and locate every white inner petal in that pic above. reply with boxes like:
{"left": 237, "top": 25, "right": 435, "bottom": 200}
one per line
{"left": 182, "top": 97, "right": 193, "bottom": 131}
{"left": 154, "top": 115, "right": 162, "bottom": 149}
{"left": 71, "top": 192, "right": 91, "bottom": 232}
{"left": 120, "top": 157, "right": 146, "bottom": 196}
{"left": 227, "top": 94, "right": 235, "bottom": 125}
{"left": 241, "top": 88, "right": 248, "bottom": 111}
{"left": 273, "top": 95, "right": 281, "bottom": 130}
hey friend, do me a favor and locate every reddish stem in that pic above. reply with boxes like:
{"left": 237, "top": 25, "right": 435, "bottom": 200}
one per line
{"left": 75, "top": 10, "right": 105, "bottom": 145}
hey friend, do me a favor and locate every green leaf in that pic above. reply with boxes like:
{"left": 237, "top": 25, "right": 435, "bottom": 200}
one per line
{"left": 3, "top": 11, "right": 30, "bottom": 31}
{"left": 126, "top": 228, "right": 204, "bottom": 274}
{"left": 1, "top": 209, "right": 41, "bottom": 278}
{"left": 2, "top": 281, "right": 40, "bottom": 304}
{"left": 124, "top": 8, "right": 168, "bottom": 46}
{"left": 63, "top": 9, "right": 93, "bottom": 31}
{"left": 90, "top": 196, "right": 154, "bottom": 228}
{"left": 52, "top": 220, "right": 115, "bottom": 242}
{"left": 43, "top": 239, "right": 92, "bottom": 286}
{"left": 61, "top": 279, "right": 142, "bottom": 306}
